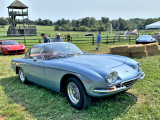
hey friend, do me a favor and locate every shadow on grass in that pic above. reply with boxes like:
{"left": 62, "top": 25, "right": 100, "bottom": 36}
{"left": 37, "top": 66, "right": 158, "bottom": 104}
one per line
{"left": 0, "top": 76, "right": 137, "bottom": 120}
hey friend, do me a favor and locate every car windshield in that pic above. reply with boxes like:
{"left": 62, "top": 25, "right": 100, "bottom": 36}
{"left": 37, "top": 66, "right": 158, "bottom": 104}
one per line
{"left": 138, "top": 35, "right": 152, "bottom": 39}
{"left": 2, "top": 41, "right": 19, "bottom": 45}
{"left": 42, "top": 43, "right": 83, "bottom": 60}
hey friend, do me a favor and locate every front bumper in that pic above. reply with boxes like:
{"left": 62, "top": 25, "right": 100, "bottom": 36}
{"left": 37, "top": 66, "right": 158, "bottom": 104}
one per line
{"left": 93, "top": 72, "right": 145, "bottom": 94}
{"left": 4, "top": 49, "right": 26, "bottom": 55}
{"left": 136, "top": 41, "right": 156, "bottom": 44}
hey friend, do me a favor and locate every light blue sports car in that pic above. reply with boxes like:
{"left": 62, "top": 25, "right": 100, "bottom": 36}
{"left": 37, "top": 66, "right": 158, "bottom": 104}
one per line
{"left": 136, "top": 35, "right": 157, "bottom": 44}
{"left": 11, "top": 42, "right": 145, "bottom": 109}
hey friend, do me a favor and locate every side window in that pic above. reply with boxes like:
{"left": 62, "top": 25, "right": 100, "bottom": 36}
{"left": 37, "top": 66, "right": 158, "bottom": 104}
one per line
{"left": 29, "top": 47, "right": 42, "bottom": 59}
{"left": 42, "top": 45, "right": 54, "bottom": 59}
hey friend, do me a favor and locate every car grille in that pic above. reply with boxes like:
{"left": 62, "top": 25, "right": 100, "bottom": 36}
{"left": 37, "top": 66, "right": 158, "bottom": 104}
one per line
{"left": 116, "top": 79, "right": 137, "bottom": 88}
{"left": 8, "top": 50, "right": 24, "bottom": 54}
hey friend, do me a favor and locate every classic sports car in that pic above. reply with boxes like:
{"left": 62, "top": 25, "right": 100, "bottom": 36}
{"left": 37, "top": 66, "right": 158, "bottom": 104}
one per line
{"left": 11, "top": 42, "right": 145, "bottom": 109}
{"left": 0, "top": 40, "right": 26, "bottom": 55}
{"left": 136, "top": 35, "right": 157, "bottom": 44}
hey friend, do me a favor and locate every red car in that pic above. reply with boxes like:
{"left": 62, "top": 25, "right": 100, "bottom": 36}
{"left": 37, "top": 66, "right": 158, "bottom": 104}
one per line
{"left": 0, "top": 40, "right": 26, "bottom": 55}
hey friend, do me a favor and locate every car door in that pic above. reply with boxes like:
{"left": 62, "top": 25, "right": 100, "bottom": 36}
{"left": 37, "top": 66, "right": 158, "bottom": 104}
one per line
{"left": 24, "top": 47, "right": 45, "bottom": 86}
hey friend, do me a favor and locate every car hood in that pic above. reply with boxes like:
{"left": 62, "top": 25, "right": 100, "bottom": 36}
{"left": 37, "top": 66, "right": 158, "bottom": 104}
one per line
{"left": 3, "top": 44, "right": 24, "bottom": 50}
{"left": 62, "top": 54, "right": 126, "bottom": 69}
{"left": 136, "top": 38, "right": 156, "bottom": 42}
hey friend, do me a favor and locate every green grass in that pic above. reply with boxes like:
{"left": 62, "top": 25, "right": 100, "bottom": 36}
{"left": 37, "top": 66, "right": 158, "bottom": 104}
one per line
{"left": 0, "top": 43, "right": 160, "bottom": 120}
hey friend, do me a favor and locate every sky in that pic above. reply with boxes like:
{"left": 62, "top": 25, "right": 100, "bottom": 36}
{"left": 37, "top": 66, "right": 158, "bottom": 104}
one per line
{"left": 0, "top": 0, "right": 160, "bottom": 22}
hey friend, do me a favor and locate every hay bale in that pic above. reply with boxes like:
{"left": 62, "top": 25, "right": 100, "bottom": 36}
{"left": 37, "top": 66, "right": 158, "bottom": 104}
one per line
{"left": 112, "top": 52, "right": 130, "bottom": 57}
{"left": 157, "top": 49, "right": 160, "bottom": 54}
{"left": 145, "top": 43, "right": 159, "bottom": 51}
{"left": 147, "top": 50, "right": 160, "bottom": 56}
{"left": 109, "top": 45, "right": 129, "bottom": 53}
{"left": 145, "top": 43, "right": 160, "bottom": 56}
{"left": 129, "top": 44, "right": 146, "bottom": 53}
{"left": 130, "top": 51, "right": 148, "bottom": 58}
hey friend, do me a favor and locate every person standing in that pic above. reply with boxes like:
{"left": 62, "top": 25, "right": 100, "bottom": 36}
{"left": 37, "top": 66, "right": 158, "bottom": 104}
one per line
{"left": 41, "top": 33, "right": 51, "bottom": 43}
{"left": 53, "top": 33, "right": 63, "bottom": 42}
{"left": 67, "top": 33, "right": 71, "bottom": 42}
{"left": 96, "top": 32, "right": 101, "bottom": 50}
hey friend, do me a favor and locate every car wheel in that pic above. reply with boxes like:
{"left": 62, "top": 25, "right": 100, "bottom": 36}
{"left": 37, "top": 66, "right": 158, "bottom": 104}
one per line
{"left": 19, "top": 68, "right": 28, "bottom": 84}
{"left": 1, "top": 49, "right": 4, "bottom": 55}
{"left": 65, "top": 77, "right": 91, "bottom": 109}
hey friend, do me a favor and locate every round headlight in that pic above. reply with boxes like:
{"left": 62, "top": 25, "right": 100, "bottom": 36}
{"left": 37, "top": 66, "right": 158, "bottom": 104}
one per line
{"left": 134, "top": 63, "right": 142, "bottom": 72}
{"left": 106, "top": 72, "right": 118, "bottom": 84}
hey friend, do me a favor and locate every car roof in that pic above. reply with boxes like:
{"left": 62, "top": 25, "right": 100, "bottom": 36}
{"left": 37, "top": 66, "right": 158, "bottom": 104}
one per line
{"left": 33, "top": 42, "right": 72, "bottom": 47}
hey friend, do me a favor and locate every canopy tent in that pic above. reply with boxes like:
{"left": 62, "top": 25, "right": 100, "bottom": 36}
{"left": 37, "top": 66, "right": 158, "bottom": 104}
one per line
{"left": 145, "top": 21, "right": 160, "bottom": 29}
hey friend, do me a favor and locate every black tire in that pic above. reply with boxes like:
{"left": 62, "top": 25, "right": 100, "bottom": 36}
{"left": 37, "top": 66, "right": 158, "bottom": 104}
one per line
{"left": 65, "top": 77, "right": 91, "bottom": 109}
{"left": 1, "top": 49, "right": 4, "bottom": 55}
{"left": 18, "top": 68, "right": 28, "bottom": 84}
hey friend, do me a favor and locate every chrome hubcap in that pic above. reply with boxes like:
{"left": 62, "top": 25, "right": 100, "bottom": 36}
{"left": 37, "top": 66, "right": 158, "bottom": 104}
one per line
{"left": 19, "top": 69, "right": 25, "bottom": 82}
{"left": 67, "top": 82, "right": 80, "bottom": 104}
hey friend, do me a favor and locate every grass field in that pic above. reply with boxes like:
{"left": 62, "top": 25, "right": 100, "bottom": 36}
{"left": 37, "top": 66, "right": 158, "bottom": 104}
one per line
{"left": 0, "top": 42, "right": 160, "bottom": 120}
{"left": 0, "top": 25, "right": 160, "bottom": 119}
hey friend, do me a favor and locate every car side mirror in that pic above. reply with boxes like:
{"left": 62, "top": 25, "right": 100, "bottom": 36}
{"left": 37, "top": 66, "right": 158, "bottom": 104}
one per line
{"left": 33, "top": 57, "right": 37, "bottom": 61}
{"left": 83, "top": 50, "right": 86, "bottom": 53}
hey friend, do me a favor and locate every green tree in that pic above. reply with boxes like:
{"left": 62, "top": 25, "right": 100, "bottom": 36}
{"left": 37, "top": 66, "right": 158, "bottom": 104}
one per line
{"left": 54, "top": 25, "right": 60, "bottom": 31}
{"left": 0, "top": 17, "right": 9, "bottom": 25}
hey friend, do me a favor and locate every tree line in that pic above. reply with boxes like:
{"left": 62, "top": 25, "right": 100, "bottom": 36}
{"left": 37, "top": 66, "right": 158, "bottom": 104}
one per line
{"left": 0, "top": 17, "right": 53, "bottom": 26}
{"left": 54, "top": 17, "right": 160, "bottom": 31}
{"left": 0, "top": 17, "right": 160, "bottom": 31}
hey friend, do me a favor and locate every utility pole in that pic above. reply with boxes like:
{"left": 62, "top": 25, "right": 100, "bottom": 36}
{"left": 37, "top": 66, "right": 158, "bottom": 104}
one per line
{"left": 111, "top": 24, "right": 112, "bottom": 39}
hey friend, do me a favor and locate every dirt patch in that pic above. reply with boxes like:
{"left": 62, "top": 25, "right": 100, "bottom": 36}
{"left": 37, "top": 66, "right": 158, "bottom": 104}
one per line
{"left": 137, "top": 94, "right": 148, "bottom": 104}
{"left": 0, "top": 115, "right": 8, "bottom": 120}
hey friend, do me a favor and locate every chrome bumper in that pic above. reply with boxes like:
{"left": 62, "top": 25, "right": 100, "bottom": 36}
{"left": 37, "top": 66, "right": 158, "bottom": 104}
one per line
{"left": 94, "top": 72, "right": 145, "bottom": 93}
{"left": 94, "top": 86, "right": 127, "bottom": 93}
{"left": 138, "top": 72, "right": 145, "bottom": 80}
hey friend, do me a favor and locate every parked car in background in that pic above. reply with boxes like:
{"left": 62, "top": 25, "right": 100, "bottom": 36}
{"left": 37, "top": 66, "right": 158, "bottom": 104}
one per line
{"left": 0, "top": 40, "right": 26, "bottom": 55}
{"left": 136, "top": 35, "right": 157, "bottom": 44}
{"left": 130, "top": 29, "right": 138, "bottom": 35}
{"left": 11, "top": 42, "right": 145, "bottom": 109}
{"left": 85, "top": 33, "right": 94, "bottom": 36}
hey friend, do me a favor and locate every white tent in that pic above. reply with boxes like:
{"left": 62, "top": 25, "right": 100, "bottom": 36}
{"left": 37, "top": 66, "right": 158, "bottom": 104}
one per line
{"left": 145, "top": 21, "right": 160, "bottom": 29}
